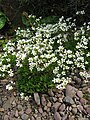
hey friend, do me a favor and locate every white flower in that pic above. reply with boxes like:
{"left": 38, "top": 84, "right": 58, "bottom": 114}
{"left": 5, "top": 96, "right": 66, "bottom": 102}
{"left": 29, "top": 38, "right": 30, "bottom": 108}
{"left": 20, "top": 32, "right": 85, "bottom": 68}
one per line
{"left": 6, "top": 84, "right": 13, "bottom": 90}
{"left": 25, "top": 96, "right": 29, "bottom": 101}
{"left": 66, "top": 60, "right": 73, "bottom": 64}
{"left": 8, "top": 69, "right": 14, "bottom": 77}
{"left": 20, "top": 93, "right": 24, "bottom": 99}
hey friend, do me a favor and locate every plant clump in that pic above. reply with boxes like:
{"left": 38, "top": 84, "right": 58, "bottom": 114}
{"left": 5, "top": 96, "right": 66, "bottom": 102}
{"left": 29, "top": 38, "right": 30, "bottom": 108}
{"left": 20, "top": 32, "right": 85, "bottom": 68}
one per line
{"left": 0, "top": 11, "right": 90, "bottom": 95}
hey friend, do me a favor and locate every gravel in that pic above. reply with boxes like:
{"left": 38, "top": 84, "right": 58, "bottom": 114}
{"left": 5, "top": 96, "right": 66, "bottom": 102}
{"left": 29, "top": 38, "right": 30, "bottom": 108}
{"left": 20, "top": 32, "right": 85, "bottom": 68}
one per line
{"left": 0, "top": 74, "right": 90, "bottom": 120}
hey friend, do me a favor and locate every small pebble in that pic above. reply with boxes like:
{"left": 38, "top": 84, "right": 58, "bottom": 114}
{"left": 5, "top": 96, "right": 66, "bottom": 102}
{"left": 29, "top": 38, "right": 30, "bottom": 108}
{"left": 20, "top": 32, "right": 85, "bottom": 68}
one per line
{"left": 21, "top": 114, "right": 29, "bottom": 120}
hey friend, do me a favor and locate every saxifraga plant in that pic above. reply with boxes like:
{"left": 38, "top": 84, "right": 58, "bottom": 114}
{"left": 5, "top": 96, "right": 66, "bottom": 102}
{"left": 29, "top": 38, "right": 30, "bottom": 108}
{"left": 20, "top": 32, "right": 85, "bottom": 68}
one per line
{"left": 0, "top": 11, "right": 90, "bottom": 96}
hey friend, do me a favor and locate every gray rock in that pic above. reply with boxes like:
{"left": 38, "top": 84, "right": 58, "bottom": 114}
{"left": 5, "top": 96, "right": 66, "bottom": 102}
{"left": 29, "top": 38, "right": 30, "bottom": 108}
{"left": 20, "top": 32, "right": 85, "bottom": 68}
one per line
{"left": 52, "top": 102, "right": 61, "bottom": 112}
{"left": 63, "top": 96, "right": 75, "bottom": 105}
{"left": 0, "top": 99, "right": 3, "bottom": 106}
{"left": 17, "top": 105, "right": 23, "bottom": 111}
{"left": 59, "top": 104, "right": 65, "bottom": 112}
{"left": 15, "top": 110, "right": 19, "bottom": 117}
{"left": 4, "top": 115, "right": 9, "bottom": 120}
{"left": 18, "top": 110, "right": 24, "bottom": 115}
{"left": 46, "top": 108, "right": 50, "bottom": 112}
{"left": 48, "top": 89, "right": 54, "bottom": 97}
{"left": 42, "top": 112, "right": 47, "bottom": 117}
{"left": 62, "top": 114, "right": 68, "bottom": 120}
{"left": 72, "top": 107, "right": 77, "bottom": 114}
{"left": 30, "top": 116, "right": 35, "bottom": 120}
{"left": 85, "top": 107, "right": 90, "bottom": 115}
{"left": 10, "top": 110, "right": 15, "bottom": 117}
{"left": 44, "top": 106, "right": 48, "bottom": 111}
{"left": 47, "top": 101, "right": 52, "bottom": 108}
{"left": 77, "top": 105, "right": 83, "bottom": 112}
{"left": 66, "top": 85, "right": 76, "bottom": 98}
{"left": 21, "top": 114, "right": 29, "bottom": 120}
{"left": 36, "top": 117, "right": 41, "bottom": 120}
{"left": 68, "top": 116, "right": 75, "bottom": 120}
{"left": 34, "top": 93, "right": 40, "bottom": 105}
{"left": 12, "top": 100, "right": 17, "bottom": 107}
{"left": 38, "top": 107, "right": 43, "bottom": 114}
{"left": 78, "top": 118, "right": 89, "bottom": 120}
{"left": 87, "top": 88, "right": 90, "bottom": 94}
{"left": 41, "top": 95, "right": 46, "bottom": 106}
{"left": 25, "top": 108, "right": 32, "bottom": 114}
{"left": 80, "top": 98, "right": 87, "bottom": 105}
{"left": 0, "top": 115, "right": 2, "bottom": 120}
{"left": 54, "top": 112, "right": 61, "bottom": 120}
{"left": 76, "top": 91, "right": 83, "bottom": 98}
{"left": 52, "top": 97, "right": 57, "bottom": 102}
{"left": 3, "top": 99, "right": 11, "bottom": 110}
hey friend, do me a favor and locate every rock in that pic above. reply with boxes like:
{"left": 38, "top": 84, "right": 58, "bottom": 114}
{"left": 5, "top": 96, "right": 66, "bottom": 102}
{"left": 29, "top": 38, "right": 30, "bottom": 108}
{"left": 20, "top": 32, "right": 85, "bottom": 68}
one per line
{"left": 63, "top": 96, "right": 75, "bottom": 105}
{"left": 85, "top": 107, "right": 90, "bottom": 115}
{"left": 48, "top": 89, "right": 54, "bottom": 97}
{"left": 47, "top": 101, "right": 52, "bottom": 108}
{"left": 77, "top": 91, "right": 83, "bottom": 98}
{"left": 87, "top": 88, "right": 90, "bottom": 94}
{"left": 52, "top": 97, "right": 57, "bottom": 102}
{"left": 34, "top": 109, "right": 38, "bottom": 114}
{"left": 0, "top": 107, "right": 4, "bottom": 112}
{"left": 72, "top": 107, "right": 77, "bottom": 114}
{"left": 78, "top": 118, "right": 89, "bottom": 120}
{"left": 59, "top": 104, "right": 66, "bottom": 112}
{"left": 30, "top": 116, "right": 35, "bottom": 120}
{"left": 34, "top": 93, "right": 40, "bottom": 105}
{"left": 12, "top": 100, "right": 17, "bottom": 107}
{"left": 13, "top": 92, "right": 17, "bottom": 96}
{"left": 80, "top": 98, "right": 87, "bottom": 105}
{"left": 10, "top": 96, "right": 16, "bottom": 104}
{"left": 36, "top": 117, "right": 41, "bottom": 120}
{"left": 44, "top": 106, "right": 48, "bottom": 111}
{"left": 42, "top": 112, "right": 47, "bottom": 117}
{"left": 68, "top": 116, "right": 75, "bottom": 120}
{"left": 15, "top": 110, "right": 19, "bottom": 117}
{"left": 41, "top": 95, "right": 46, "bottom": 106}
{"left": 65, "top": 85, "right": 76, "bottom": 98}
{"left": 10, "top": 110, "right": 15, "bottom": 117}
{"left": 17, "top": 105, "right": 23, "bottom": 111}
{"left": 38, "top": 107, "right": 43, "bottom": 114}
{"left": 21, "top": 114, "right": 29, "bottom": 120}
{"left": 46, "top": 108, "right": 50, "bottom": 112}
{"left": 4, "top": 115, "right": 9, "bottom": 120}
{"left": 77, "top": 105, "right": 83, "bottom": 112}
{"left": 18, "top": 110, "right": 24, "bottom": 115}
{"left": 3, "top": 99, "right": 11, "bottom": 110}
{"left": 25, "top": 108, "right": 32, "bottom": 114}
{"left": 54, "top": 112, "right": 61, "bottom": 120}
{"left": 0, "top": 115, "right": 2, "bottom": 120}
{"left": 52, "top": 102, "right": 61, "bottom": 112}
{"left": 0, "top": 99, "right": 3, "bottom": 106}
{"left": 58, "top": 98, "right": 63, "bottom": 102}
{"left": 62, "top": 114, "right": 68, "bottom": 120}
{"left": 72, "top": 104, "right": 77, "bottom": 108}
{"left": 75, "top": 77, "right": 82, "bottom": 85}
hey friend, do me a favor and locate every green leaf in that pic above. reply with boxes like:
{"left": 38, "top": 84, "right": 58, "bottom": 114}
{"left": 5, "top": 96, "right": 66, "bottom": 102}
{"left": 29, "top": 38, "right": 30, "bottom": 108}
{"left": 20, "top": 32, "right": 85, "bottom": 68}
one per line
{"left": 0, "top": 16, "right": 6, "bottom": 29}
{"left": 41, "top": 16, "right": 59, "bottom": 24}
{"left": 22, "top": 15, "right": 30, "bottom": 27}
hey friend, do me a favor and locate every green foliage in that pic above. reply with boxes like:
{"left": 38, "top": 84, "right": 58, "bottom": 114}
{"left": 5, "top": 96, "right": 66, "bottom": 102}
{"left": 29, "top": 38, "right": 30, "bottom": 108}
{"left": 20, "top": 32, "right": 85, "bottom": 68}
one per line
{"left": 0, "top": 11, "right": 9, "bottom": 30}
{"left": 17, "top": 59, "right": 55, "bottom": 95}
{"left": 22, "top": 12, "right": 59, "bottom": 28}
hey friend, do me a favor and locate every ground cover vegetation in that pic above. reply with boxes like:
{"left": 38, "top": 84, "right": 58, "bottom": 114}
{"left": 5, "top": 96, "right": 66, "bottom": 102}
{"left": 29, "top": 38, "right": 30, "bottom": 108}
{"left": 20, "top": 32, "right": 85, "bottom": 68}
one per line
{"left": 0, "top": 11, "right": 90, "bottom": 98}
{"left": 0, "top": 0, "right": 90, "bottom": 35}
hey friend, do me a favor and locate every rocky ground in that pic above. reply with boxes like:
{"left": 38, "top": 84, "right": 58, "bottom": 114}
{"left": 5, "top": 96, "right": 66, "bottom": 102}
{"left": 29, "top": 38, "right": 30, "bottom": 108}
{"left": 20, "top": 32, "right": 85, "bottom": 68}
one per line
{"left": 0, "top": 74, "right": 90, "bottom": 120}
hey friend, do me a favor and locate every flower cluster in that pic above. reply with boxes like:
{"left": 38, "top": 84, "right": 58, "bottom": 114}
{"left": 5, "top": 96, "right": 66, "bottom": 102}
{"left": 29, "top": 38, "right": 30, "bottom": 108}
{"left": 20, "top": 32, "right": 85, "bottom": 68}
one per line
{"left": 0, "top": 12, "right": 90, "bottom": 94}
